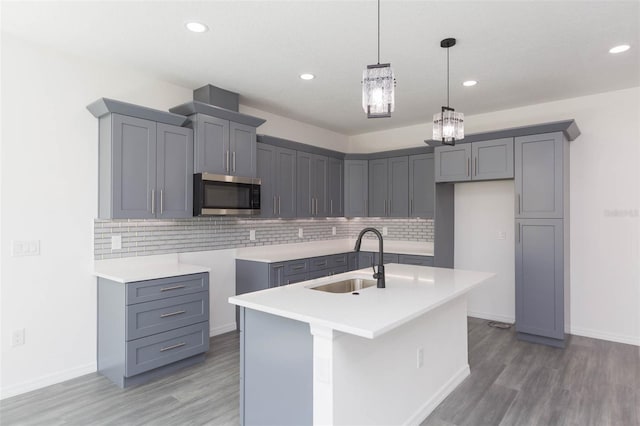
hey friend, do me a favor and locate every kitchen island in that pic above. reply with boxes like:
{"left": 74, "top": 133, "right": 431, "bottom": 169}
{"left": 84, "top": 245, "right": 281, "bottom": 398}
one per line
{"left": 229, "top": 264, "right": 494, "bottom": 425}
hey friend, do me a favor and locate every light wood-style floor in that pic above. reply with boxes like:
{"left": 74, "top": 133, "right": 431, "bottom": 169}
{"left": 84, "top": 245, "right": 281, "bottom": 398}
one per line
{"left": 1, "top": 318, "right": 638, "bottom": 425}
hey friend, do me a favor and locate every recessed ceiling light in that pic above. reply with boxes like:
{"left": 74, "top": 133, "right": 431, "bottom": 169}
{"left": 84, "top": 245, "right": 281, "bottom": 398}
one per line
{"left": 185, "top": 22, "right": 208, "bottom": 33}
{"left": 462, "top": 80, "right": 478, "bottom": 87}
{"left": 300, "top": 73, "right": 315, "bottom": 80}
{"left": 609, "top": 44, "right": 630, "bottom": 54}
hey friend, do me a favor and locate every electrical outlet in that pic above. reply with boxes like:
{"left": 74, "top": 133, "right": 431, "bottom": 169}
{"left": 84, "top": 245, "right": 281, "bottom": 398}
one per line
{"left": 12, "top": 329, "right": 25, "bottom": 347}
{"left": 382, "top": 227, "right": 388, "bottom": 236}
{"left": 497, "top": 231, "right": 506, "bottom": 240}
{"left": 417, "top": 347, "right": 424, "bottom": 368}
{"left": 111, "top": 235, "right": 122, "bottom": 250}
{"left": 249, "top": 230, "right": 256, "bottom": 241}
{"left": 298, "top": 228, "right": 304, "bottom": 238}
{"left": 11, "top": 240, "right": 40, "bottom": 257}
{"left": 332, "top": 226, "right": 336, "bottom": 236}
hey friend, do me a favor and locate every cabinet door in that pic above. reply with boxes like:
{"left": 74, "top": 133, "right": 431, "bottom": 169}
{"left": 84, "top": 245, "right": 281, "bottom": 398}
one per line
{"left": 344, "top": 160, "right": 368, "bottom": 217}
{"left": 230, "top": 122, "right": 257, "bottom": 177}
{"left": 312, "top": 155, "right": 328, "bottom": 217}
{"left": 408, "top": 154, "right": 435, "bottom": 218}
{"left": 368, "top": 159, "right": 389, "bottom": 217}
{"left": 515, "top": 219, "right": 564, "bottom": 339}
{"left": 472, "top": 138, "right": 514, "bottom": 181}
{"left": 327, "top": 157, "right": 344, "bottom": 217}
{"left": 358, "top": 252, "right": 375, "bottom": 269}
{"left": 269, "top": 264, "right": 285, "bottom": 288}
{"left": 398, "top": 254, "right": 434, "bottom": 266}
{"left": 434, "top": 144, "right": 471, "bottom": 182}
{"left": 374, "top": 253, "right": 399, "bottom": 265}
{"left": 112, "top": 114, "right": 157, "bottom": 219}
{"left": 276, "top": 147, "right": 297, "bottom": 218}
{"left": 257, "top": 144, "right": 276, "bottom": 218}
{"left": 348, "top": 253, "right": 358, "bottom": 271}
{"left": 194, "top": 114, "right": 229, "bottom": 174}
{"left": 387, "top": 156, "right": 409, "bottom": 217}
{"left": 156, "top": 124, "right": 193, "bottom": 219}
{"left": 515, "top": 133, "right": 564, "bottom": 218}
{"left": 296, "top": 152, "right": 313, "bottom": 217}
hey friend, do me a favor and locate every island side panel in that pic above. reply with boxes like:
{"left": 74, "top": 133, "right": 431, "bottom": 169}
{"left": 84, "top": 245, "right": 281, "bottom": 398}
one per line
{"left": 240, "top": 308, "right": 313, "bottom": 426}
{"left": 331, "top": 296, "right": 469, "bottom": 425}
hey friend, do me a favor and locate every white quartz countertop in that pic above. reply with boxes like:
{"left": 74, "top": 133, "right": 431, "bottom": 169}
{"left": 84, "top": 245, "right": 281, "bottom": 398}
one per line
{"left": 93, "top": 254, "right": 211, "bottom": 283}
{"left": 229, "top": 264, "right": 493, "bottom": 339}
{"left": 235, "top": 239, "right": 433, "bottom": 263}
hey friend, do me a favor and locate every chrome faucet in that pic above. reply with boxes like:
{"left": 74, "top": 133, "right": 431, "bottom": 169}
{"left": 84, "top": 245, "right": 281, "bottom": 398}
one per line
{"left": 354, "top": 227, "right": 386, "bottom": 288}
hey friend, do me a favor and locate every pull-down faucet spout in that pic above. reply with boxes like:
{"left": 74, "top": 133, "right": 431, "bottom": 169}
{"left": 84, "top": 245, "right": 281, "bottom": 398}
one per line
{"left": 354, "top": 227, "right": 386, "bottom": 288}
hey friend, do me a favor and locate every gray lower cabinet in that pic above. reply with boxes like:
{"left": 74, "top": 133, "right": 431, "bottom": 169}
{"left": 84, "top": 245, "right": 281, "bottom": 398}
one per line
{"left": 257, "top": 144, "right": 297, "bottom": 218}
{"left": 344, "top": 160, "right": 369, "bottom": 217}
{"left": 408, "top": 154, "right": 435, "bottom": 218}
{"left": 515, "top": 219, "right": 565, "bottom": 346}
{"left": 374, "top": 253, "right": 399, "bottom": 264}
{"left": 358, "top": 252, "right": 375, "bottom": 269}
{"left": 297, "top": 152, "right": 328, "bottom": 217}
{"left": 515, "top": 132, "right": 565, "bottom": 219}
{"left": 327, "top": 157, "right": 344, "bottom": 217}
{"left": 190, "top": 113, "right": 257, "bottom": 177}
{"left": 398, "top": 254, "right": 434, "bottom": 266}
{"left": 97, "top": 273, "right": 210, "bottom": 388}
{"left": 368, "top": 157, "right": 409, "bottom": 217}
{"left": 435, "top": 138, "right": 514, "bottom": 183}
{"left": 99, "top": 113, "right": 193, "bottom": 219}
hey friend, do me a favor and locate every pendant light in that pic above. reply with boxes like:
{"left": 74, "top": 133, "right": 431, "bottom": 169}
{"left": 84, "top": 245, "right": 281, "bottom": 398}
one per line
{"left": 433, "top": 38, "right": 464, "bottom": 145}
{"left": 362, "top": 0, "right": 395, "bottom": 118}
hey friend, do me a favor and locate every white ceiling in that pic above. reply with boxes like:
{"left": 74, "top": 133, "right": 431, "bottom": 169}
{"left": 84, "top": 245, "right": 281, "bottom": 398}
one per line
{"left": 2, "top": 1, "right": 639, "bottom": 135}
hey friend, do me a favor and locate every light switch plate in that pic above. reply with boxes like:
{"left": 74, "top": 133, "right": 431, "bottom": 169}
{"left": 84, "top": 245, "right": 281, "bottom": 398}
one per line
{"left": 11, "top": 240, "right": 40, "bottom": 257}
{"left": 298, "top": 228, "right": 304, "bottom": 238}
{"left": 111, "top": 235, "right": 122, "bottom": 250}
{"left": 382, "top": 227, "right": 388, "bottom": 236}
{"left": 332, "top": 227, "right": 336, "bottom": 236}
{"left": 497, "top": 231, "right": 507, "bottom": 240}
{"left": 249, "top": 230, "right": 256, "bottom": 241}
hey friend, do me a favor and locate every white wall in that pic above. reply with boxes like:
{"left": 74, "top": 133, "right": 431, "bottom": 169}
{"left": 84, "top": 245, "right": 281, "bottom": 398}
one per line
{"left": 350, "top": 87, "right": 640, "bottom": 345}
{"left": 455, "top": 181, "right": 515, "bottom": 323}
{"left": 0, "top": 35, "right": 350, "bottom": 398}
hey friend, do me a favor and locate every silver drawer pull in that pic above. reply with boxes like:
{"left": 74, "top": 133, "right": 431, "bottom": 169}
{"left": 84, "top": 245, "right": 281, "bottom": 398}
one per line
{"left": 160, "top": 310, "right": 186, "bottom": 318}
{"left": 160, "top": 285, "right": 186, "bottom": 292}
{"left": 292, "top": 266, "right": 305, "bottom": 270}
{"left": 160, "top": 342, "right": 186, "bottom": 352}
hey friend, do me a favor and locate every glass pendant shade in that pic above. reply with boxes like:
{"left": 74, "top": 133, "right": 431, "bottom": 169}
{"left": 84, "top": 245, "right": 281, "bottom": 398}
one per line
{"left": 362, "top": 64, "right": 395, "bottom": 118}
{"left": 433, "top": 107, "right": 464, "bottom": 143}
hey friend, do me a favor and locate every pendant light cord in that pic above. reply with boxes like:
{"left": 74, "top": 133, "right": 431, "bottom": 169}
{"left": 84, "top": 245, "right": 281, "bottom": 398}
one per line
{"left": 446, "top": 46, "right": 450, "bottom": 108}
{"left": 377, "top": 0, "right": 381, "bottom": 64}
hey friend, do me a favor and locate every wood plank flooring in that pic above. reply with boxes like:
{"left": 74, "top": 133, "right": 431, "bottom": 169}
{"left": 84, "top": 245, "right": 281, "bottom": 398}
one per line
{"left": 1, "top": 318, "right": 638, "bottom": 425}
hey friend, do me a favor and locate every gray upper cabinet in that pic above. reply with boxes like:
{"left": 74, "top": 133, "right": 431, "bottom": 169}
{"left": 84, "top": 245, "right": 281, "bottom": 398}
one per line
{"left": 156, "top": 124, "right": 194, "bottom": 219}
{"left": 100, "top": 113, "right": 193, "bottom": 219}
{"left": 515, "top": 133, "right": 564, "bottom": 218}
{"left": 408, "top": 154, "right": 434, "bottom": 218}
{"left": 327, "top": 157, "right": 344, "bottom": 217}
{"left": 257, "top": 144, "right": 297, "bottom": 218}
{"left": 435, "top": 144, "right": 471, "bottom": 182}
{"left": 369, "top": 157, "right": 408, "bottom": 217}
{"left": 297, "top": 152, "right": 327, "bottom": 217}
{"left": 515, "top": 219, "right": 564, "bottom": 341}
{"left": 472, "top": 138, "right": 514, "bottom": 180}
{"left": 191, "top": 114, "right": 257, "bottom": 177}
{"left": 344, "top": 160, "right": 368, "bottom": 217}
{"left": 435, "top": 138, "right": 514, "bottom": 183}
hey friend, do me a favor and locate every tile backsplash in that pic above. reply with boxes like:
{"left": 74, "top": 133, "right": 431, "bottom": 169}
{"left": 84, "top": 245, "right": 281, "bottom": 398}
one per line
{"left": 94, "top": 217, "right": 434, "bottom": 259}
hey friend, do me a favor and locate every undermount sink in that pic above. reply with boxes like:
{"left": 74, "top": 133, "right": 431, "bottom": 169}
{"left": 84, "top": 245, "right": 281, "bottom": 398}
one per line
{"left": 309, "top": 278, "right": 377, "bottom": 293}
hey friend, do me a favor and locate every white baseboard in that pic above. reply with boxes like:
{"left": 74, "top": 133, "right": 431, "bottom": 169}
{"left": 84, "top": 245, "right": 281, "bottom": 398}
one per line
{"left": 570, "top": 326, "right": 640, "bottom": 347}
{"left": 467, "top": 310, "right": 515, "bottom": 324}
{"left": 405, "top": 364, "right": 471, "bottom": 426}
{"left": 210, "top": 322, "right": 237, "bottom": 337}
{"left": 0, "top": 362, "right": 97, "bottom": 400}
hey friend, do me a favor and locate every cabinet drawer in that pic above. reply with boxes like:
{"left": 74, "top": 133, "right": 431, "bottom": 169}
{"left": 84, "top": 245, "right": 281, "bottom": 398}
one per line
{"left": 375, "top": 253, "right": 399, "bottom": 264}
{"left": 126, "top": 273, "right": 209, "bottom": 305}
{"left": 284, "top": 272, "right": 308, "bottom": 285}
{"left": 126, "top": 292, "right": 209, "bottom": 340}
{"left": 398, "top": 254, "right": 434, "bottom": 267}
{"left": 309, "top": 256, "right": 330, "bottom": 271}
{"left": 329, "top": 266, "right": 348, "bottom": 276}
{"left": 328, "top": 253, "right": 348, "bottom": 268}
{"left": 125, "top": 322, "right": 209, "bottom": 377}
{"left": 308, "top": 269, "right": 331, "bottom": 280}
{"left": 284, "top": 259, "right": 309, "bottom": 276}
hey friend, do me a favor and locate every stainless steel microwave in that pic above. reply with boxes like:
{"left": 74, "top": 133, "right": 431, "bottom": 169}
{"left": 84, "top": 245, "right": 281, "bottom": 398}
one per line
{"left": 193, "top": 173, "right": 261, "bottom": 216}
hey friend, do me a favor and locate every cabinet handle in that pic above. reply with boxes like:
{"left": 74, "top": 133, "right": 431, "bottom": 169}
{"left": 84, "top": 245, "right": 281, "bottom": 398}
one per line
{"left": 467, "top": 157, "right": 470, "bottom": 176}
{"left": 226, "top": 151, "right": 230, "bottom": 172}
{"left": 232, "top": 152, "right": 236, "bottom": 172}
{"left": 331, "top": 199, "right": 333, "bottom": 214}
{"left": 160, "top": 285, "right": 186, "bottom": 292}
{"left": 309, "top": 198, "right": 312, "bottom": 215}
{"left": 292, "top": 265, "right": 306, "bottom": 270}
{"left": 410, "top": 199, "right": 413, "bottom": 215}
{"left": 278, "top": 196, "right": 281, "bottom": 215}
{"left": 160, "top": 342, "right": 186, "bottom": 352}
{"left": 160, "top": 310, "right": 186, "bottom": 318}
{"left": 273, "top": 196, "right": 277, "bottom": 215}
{"left": 151, "top": 190, "right": 156, "bottom": 215}
{"left": 517, "top": 223, "right": 521, "bottom": 243}
{"left": 160, "top": 190, "right": 164, "bottom": 215}
{"left": 475, "top": 157, "right": 478, "bottom": 176}
{"left": 517, "top": 194, "right": 521, "bottom": 214}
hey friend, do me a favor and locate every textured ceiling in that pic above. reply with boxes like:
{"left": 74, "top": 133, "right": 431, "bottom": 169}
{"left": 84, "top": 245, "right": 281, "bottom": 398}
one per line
{"left": 2, "top": 1, "right": 639, "bottom": 135}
